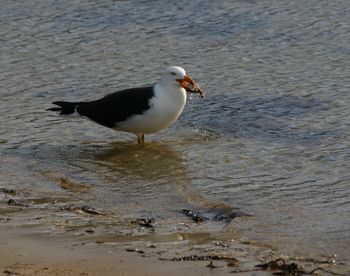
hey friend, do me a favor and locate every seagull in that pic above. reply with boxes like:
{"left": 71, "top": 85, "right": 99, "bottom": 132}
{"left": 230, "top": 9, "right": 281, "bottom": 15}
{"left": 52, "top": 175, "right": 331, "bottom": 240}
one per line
{"left": 48, "top": 66, "right": 204, "bottom": 143}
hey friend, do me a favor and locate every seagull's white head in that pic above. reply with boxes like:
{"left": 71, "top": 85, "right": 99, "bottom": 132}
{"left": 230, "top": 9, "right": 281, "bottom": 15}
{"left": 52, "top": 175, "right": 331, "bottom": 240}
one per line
{"left": 160, "top": 66, "right": 197, "bottom": 92}
{"left": 165, "top": 66, "right": 187, "bottom": 81}
{"left": 159, "top": 66, "right": 205, "bottom": 98}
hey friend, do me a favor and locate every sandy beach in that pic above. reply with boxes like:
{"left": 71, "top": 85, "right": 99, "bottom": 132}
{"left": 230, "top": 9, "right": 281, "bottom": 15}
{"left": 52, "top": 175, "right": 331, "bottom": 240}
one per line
{"left": 0, "top": 229, "right": 258, "bottom": 276}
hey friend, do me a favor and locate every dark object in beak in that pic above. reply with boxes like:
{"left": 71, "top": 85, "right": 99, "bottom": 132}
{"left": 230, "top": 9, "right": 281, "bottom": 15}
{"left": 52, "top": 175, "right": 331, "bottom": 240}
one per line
{"left": 177, "top": 75, "right": 205, "bottom": 98}
{"left": 187, "top": 83, "right": 205, "bottom": 98}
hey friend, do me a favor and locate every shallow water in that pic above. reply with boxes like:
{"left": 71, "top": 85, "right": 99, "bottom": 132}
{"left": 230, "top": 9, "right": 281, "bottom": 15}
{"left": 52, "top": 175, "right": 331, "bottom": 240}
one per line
{"left": 1, "top": 0, "right": 350, "bottom": 273}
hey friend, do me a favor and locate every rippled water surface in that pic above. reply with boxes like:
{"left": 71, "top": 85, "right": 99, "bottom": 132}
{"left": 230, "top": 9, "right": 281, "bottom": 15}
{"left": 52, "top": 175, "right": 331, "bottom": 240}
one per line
{"left": 1, "top": 0, "right": 350, "bottom": 273}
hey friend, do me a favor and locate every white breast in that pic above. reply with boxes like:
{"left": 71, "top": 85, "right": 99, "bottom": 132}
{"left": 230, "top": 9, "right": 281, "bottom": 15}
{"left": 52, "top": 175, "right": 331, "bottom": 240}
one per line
{"left": 114, "top": 84, "right": 187, "bottom": 134}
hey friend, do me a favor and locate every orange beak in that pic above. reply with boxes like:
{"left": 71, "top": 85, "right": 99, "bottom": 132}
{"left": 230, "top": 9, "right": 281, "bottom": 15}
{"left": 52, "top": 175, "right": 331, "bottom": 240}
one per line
{"left": 176, "top": 75, "right": 205, "bottom": 98}
{"left": 176, "top": 75, "right": 196, "bottom": 92}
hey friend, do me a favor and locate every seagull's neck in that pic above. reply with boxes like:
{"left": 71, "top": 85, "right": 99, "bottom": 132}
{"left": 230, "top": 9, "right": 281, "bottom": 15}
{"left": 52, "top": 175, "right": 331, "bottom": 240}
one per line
{"left": 158, "top": 79, "right": 185, "bottom": 93}
{"left": 155, "top": 81, "right": 187, "bottom": 102}
{"left": 158, "top": 78, "right": 178, "bottom": 89}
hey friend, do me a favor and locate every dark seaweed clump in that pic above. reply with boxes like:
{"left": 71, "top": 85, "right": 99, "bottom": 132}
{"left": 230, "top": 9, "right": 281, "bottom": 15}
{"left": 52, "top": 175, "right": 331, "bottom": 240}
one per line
{"left": 131, "top": 218, "right": 155, "bottom": 228}
{"left": 182, "top": 208, "right": 248, "bottom": 223}
{"left": 253, "top": 258, "right": 340, "bottom": 276}
{"left": 182, "top": 209, "right": 207, "bottom": 223}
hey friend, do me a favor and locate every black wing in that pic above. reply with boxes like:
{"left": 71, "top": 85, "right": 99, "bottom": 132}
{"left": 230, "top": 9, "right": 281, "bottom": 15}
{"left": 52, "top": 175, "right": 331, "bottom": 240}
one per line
{"left": 77, "top": 86, "right": 154, "bottom": 128}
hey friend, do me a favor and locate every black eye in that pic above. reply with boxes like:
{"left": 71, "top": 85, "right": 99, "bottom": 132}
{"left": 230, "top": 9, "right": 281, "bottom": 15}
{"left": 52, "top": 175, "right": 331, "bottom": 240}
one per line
{"left": 171, "top": 72, "right": 176, "bottom": 76}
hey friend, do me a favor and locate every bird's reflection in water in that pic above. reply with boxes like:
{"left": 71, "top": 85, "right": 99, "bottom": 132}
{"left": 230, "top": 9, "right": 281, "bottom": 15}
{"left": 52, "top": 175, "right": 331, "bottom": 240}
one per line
{"left": 93, "top": 141, "right": 232, "bottom": 212}
{"left": 94, "top": 141, "right": 188, "bottom": 181}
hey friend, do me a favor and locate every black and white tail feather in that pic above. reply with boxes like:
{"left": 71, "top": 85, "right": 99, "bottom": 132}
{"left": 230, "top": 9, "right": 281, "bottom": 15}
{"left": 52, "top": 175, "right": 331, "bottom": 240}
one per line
{"left": 47, "top": 101, "right": 79, "bottom": 115}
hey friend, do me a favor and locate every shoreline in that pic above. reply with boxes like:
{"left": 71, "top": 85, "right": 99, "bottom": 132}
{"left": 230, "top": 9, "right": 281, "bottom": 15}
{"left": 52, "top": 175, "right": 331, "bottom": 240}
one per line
{"left": 0, "top": 229, "right": 254, "bottom": 276}
{"left": 0, "top": 220, "right": 347, "bottom": 276}
{"left": 1, "top": 227, "right": 344, "bottom": 276}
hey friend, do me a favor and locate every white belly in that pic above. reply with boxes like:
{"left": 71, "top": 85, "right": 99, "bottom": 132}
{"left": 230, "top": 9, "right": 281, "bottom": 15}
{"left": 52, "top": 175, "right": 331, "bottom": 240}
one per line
{"left": 114, "top": 85, "right": 186, "bottom": 135}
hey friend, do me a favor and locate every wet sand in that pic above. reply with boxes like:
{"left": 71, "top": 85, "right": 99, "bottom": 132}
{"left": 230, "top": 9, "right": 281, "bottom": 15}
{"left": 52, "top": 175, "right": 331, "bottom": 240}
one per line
{"left": 0, "top": 229, "right": 260, "bottom": 276}
{"left": 0, "top": 230, "right": 198, "bottom": 276}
